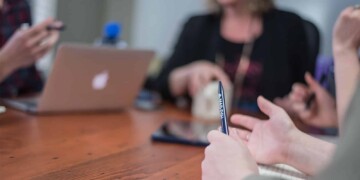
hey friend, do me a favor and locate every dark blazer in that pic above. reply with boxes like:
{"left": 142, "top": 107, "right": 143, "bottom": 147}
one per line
{"left": 156, "top": 9, "right": 316, "bottom": 102}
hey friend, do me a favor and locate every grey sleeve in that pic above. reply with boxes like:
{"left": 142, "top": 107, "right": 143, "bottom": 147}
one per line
{"left": 313, "top": 82, "right": 360, "bottom": 180}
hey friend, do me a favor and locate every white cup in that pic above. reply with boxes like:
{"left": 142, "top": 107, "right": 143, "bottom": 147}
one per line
{"left": 191, "top": 82, "right": 233, "bottom": 122}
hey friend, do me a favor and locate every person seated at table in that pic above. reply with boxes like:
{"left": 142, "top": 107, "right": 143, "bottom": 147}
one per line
{"left": 0, "top": 0, "right": 60, "bottom": 98}
{"left": 155, "top": 0, "right": 316, "bottom": 112}
{"left": 202, "top": 6, "right": 360, "bottom": 179}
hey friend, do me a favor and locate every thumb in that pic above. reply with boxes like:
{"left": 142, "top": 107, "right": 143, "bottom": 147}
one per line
{"left": 257, "top": 96, "right": 282, "bottom": 117}
{"left": 305, "top": 72, "right": 322, "bottom": 94}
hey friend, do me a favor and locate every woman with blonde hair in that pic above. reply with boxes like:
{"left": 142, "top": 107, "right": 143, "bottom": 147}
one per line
{"left": 156, "top": 0, "right": 316, "bottom": 112}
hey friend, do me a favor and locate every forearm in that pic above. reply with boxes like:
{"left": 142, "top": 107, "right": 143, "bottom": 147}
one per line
{"left": 333, "top": 48, "right": 360, "bottom": 126}
{"left": 285, "top": 130, "right": 335, "bottom": 176}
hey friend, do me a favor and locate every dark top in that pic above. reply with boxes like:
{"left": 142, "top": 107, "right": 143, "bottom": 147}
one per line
{"left": 218, "top": 36, "right": 264, "bottom": 111}
{"left": 0, "top": 0, "right": 43, "bottom": 98}
{"left": 155, "top": 9, "right": 316, "bottom": 109}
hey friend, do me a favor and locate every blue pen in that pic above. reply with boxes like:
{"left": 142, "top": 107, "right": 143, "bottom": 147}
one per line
{"left": 218, "top": 81, "right": 229, "bottom": 135}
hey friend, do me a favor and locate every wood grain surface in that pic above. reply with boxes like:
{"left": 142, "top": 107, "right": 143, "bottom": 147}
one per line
{"left": 0, "top": 106, "right": 204, "bottom": 179}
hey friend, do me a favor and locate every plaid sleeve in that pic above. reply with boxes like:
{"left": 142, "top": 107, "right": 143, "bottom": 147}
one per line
{"left": 18, "top": 65, "right": 44, "bottom": 95}
{"left": 0, "top": 0, "right": 44, "bottom": 97}
{"left": 14, "top": 0, "right": 44, "bottom": 95}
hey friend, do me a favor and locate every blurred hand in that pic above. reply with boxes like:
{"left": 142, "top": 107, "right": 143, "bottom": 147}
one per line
{"left": 275, "top": 73, "right": 337, "bottom": 128}
{"left": 202, "top": 130, "right": 258, "bottom": 180}
{"left": 230, "top": 96, "right": 300, "bottom": 165}
{"left": 0, "top": 18, "right": 60, "bottom": 76}
{"left": 169, "top": 61, "right": 231, "bottom": 97}
{"left": 332, "top": 7, "right": 360, "bottom": 123}
{"left": 333, "top": 7, "right": 360, "bottom": 52}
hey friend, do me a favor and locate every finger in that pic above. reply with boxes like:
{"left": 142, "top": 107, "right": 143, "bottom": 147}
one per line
{"left": 337, "top": 7, "right": 353, "bottom": 23}
{"left": 198, "top": 71, "right": 212, "bottom": 87}
{"left": 188, "top": 80, "right": 196, "bottom": 97}
{"left": 292, "top": 103, "right": 305, "bottom": 113}
{"left": 238, "top": 130, "right": 251, "bottom": 142}
{"left": 47, "top": 21, "right": 64, "bottom": 30}
{"left": 212, "top": 66, "right": 231, "bottom": 87}
{"left": 352, "top": 8, "right": 360, "bottom": 16}
{"left": 24, "top": 18, "right": 54, "bottom": 37}
{"left": 292, "top": 83, "right": 310, "bottom": 97}
{"left": 189, "top": 73, "right": 202, "bottom": 96}
{"left": 229, "top": 128, "right": 241, "bottom": 141}
{"left": 231, "top": 114, "right": 259, "bottom": 130}
{"left": 230, "top": 128, "right": 251, "bottom": 141}
{"left": 196, "top": 71, "right": 209, "bottom": 92}
{"left": 229, "top": 129, "right": 249, "bottom": 146}
{"left": 26, "top": 30, "right": 49, "bottom": 47}
{"left": 343, "top": 6, "right": 355, "bottom": 16}
{"left": 305, "top": 72, "right": 322, "bottom": 93}
{"left": 289, "top": 93, "right": 303, "bottom": 102}
{"left": 292, "top": 103, "right": 312, "bottom": 120}
{"left": 207, "top": 130, "right": 225, "bottom": 143}
{"left": 34, "top": 45, "right": 51, "bottom": 60}
{"left": 273, "top": 97, "right": 283, "bottom": 105}
{"left": 45, "top": 31, "right": 60, "bottom": 45}
{"left": 257, "top": 96, "right": 283, "bottom": 116}
{"left": 289, "top": 92, "right": 308, "bottom": 103}
{"left": 298, "top": 111, "right": 312, "bottom": 122}
{"left": 274, "top": 97, "right": 286, "bottom": 107}
{"left": 32, "top": 41, "right": 52, "bottom": 55}
{"left": 274, "top": 97, "right": 296, "bottom": 113}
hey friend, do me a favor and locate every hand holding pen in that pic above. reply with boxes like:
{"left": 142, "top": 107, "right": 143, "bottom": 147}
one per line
{"left": 0, "top": 18, "right": 64, "bottom": 81}
{"left": 276, "top": 73, "right": 338, "bottom": 128}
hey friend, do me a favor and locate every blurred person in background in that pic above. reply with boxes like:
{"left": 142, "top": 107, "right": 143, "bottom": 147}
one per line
{"left": 202, "top": 6, "right": 360, "bottom": 180}
{"left": 0, "top": 0, "right": 60, "bottom": 98}
{"left": 155, "top": 0, "right": 316, "bottom": 112}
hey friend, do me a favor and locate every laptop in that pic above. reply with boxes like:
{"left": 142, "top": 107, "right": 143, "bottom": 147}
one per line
{"left": 2, "top": 44, "right": 154, "bottom": 114}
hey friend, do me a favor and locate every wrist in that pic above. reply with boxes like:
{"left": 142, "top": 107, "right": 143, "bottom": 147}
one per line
{"left": 283, "top": 129, "right": 335, "bottom": 175}
{"left": 333, "top": 44, "right": 358, "bottom": 59}
{"left": 281, "top": 128, "right": 303, "bottom": 165}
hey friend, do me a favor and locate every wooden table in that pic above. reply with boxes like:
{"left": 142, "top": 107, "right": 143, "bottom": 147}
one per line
{"left": 0, "top": 106, "right": 204, "bottom": 179}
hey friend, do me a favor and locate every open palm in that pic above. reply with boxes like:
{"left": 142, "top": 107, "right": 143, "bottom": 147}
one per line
{"left": 229, "top": 96, "right": 299, "bottom": 165}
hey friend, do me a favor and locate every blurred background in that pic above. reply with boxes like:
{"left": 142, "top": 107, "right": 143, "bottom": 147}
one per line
{"left": 29, "top": 0, "right": 359, "bottom": 74}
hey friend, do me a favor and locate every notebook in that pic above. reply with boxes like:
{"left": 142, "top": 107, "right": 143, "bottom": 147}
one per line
{"left": 259, "top": 164, "right": 309, "bottom": 180}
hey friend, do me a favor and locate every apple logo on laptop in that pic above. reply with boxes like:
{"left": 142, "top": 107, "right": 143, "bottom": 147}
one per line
{"left": 92, "top": 71, "right": 109, "bottom": 90}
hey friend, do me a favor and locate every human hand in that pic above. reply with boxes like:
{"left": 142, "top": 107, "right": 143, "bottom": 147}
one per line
{"left": 0, "top": 18, "right": 61, "bottom": 75}
{"left": 202, "top": 130, "right": 258, "bottom": 180}
{"left": 169, "top": 61, "right": 231, "bottom": 97}
{"left": 333, "top": 6, "right": 360, "bottom": 53}
{"left": 275, "top": 73, "right": 337, "bottom": 128}
{"left": 230, "top": 96, "right": 301, "bottom": 165}
{"left": 332, "top": 6, "right": 360, "bottom": 123}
